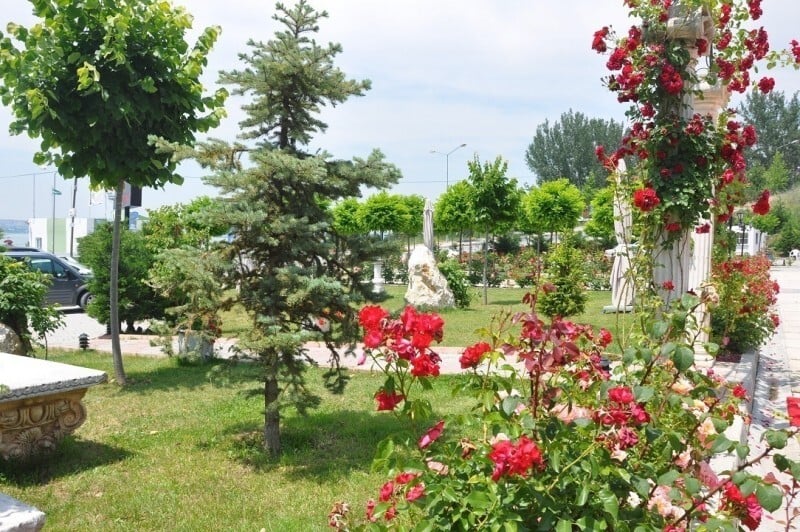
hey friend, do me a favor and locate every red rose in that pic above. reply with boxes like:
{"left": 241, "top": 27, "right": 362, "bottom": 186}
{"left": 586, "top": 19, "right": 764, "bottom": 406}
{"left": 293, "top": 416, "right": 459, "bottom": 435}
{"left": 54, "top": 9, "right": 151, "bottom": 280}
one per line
{"left": 695, "top": 223, "right": 711, "bottom": 234}
{"left": 592, "top": 26, "right": 609, "bottom": 53}
{"left": 758, "top": 77, "right": 775, "bottom": 94}
{"left": 359, "top": 305, "right": 389, "bottom": 331}
{"left": 459, "top": 341, "right": 492, "bottom": 369}
{"left": 608, "top": 386, "right": 635, "bottom": 404}
{"left": 633, "top": 187, "right": 660, "bottom": 212}
{"left": 732, "top": 384, "right": 748, "bottom": 399}
{"left": 598, "top": 328, "right": 613, "bottom": 348}
{"left": 665, "top": 222, "right": 681, "bottom": 232}
{"left": 375, "top": 389, "right": 404, "bottom": 411}
{"left": 752, "top": 189, "right": 770, "bottom": 215}
{"left": 379, "top": 481, "right": 394, "bottom": 502}
{"left": 661, "top": 280, "right": 675, "bottom": 291}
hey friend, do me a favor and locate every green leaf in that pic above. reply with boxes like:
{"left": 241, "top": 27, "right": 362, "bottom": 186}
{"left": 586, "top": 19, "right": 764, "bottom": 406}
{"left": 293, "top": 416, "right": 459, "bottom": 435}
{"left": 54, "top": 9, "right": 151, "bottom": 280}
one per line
{"left": 672, "top": 345, "right": 694, "bottom": 372}
{"left": 633, "top": 386, "right": 654, "bottom": 403}
{"left": 650, "top": 320, "right": 669, "bottom": 339}
{"left": 764, "top": 429, "right": 788, "bottom": 449}
{"left": 599, "top": 489, "right": 618, "bottom": 520}
{"left": 657, "top": 469, "right": 680, "bottom": 486}
{"left": 711, "top": 435, "right": 733, "bottom": 454}
{"left": 556, "top": 520, "right": 573, "bottom": 532}
{"left": 465, "top": 490, "right": 492, "bottom": 510}
{"left": 501, "top": 396, "right": 522, "bottom": 417}
{"left": 575, "top": 483, "right": 589, "bottom": 506}
{"left": 756, "top": 484, "right": 783, "bottom": 512}
{"left": 684, "top": 477, "right": 701, "bottom": 495}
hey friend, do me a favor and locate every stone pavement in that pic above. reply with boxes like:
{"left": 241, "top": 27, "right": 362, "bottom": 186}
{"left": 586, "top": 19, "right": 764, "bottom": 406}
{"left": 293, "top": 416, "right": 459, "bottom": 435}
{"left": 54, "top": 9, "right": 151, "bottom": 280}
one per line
{"left": 40, "top": 264, "right": 800, "bottom": 529}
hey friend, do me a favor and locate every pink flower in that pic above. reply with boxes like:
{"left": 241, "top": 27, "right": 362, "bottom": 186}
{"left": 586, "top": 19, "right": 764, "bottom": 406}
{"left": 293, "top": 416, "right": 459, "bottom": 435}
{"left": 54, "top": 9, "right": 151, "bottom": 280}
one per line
{"left": 405, "top": 483, "right": 425, "bottom": 502}
{"left": 633, "top": 187, "right": 660, "bottom": 212}
{"left": 394, "top": 472, "right": 418, "bottom": 485}
{"left": 418, "top": 420, "right": 445, "bottom": 449}
{"left": 379, "top": 481, "right": 394, "bottom": 502}
{"left": 608, "top": 386, "right": 635, "bottom": 404}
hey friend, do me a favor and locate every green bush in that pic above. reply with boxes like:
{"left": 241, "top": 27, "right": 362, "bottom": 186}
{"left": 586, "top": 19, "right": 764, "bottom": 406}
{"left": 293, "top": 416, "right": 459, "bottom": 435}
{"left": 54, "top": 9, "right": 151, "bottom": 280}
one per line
{"left": 537, "top": 238, "right": 588, "bottom": 318}
{"left": 437, "top": 259, "right": 473, "bottom": 309}
{"left": 0, "top": 255, "right": 63, "bottom": 353}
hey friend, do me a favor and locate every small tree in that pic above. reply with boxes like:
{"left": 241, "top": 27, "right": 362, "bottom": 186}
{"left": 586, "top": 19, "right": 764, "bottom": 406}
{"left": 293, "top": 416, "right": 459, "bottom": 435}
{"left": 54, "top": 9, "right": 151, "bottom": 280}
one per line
{"left": 0, "top": 256, "right": 62, "bottom": 354}
{"left": 0, "top": 0, "right": 226, "bottom": 384}
{"left": 359, "top": 191, "right": 408, "bottom": 240}
{"left": 468, "top": 155, "right": 521, "bottom": 304}
{"left": 78, "top": 223, "right": 166, "bottom": 332}
{"left": 434, "top": 180, "right": 476, "bottom": 258}
{"left": 522, "top": 178, "right": 585, "bottom": 244}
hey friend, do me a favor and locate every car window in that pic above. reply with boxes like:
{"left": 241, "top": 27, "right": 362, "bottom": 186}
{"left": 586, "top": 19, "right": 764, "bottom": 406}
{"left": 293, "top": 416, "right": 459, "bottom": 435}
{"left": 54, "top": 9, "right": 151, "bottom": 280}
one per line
{"left": 30, "top": 258, "right": 69, "bottom": 278}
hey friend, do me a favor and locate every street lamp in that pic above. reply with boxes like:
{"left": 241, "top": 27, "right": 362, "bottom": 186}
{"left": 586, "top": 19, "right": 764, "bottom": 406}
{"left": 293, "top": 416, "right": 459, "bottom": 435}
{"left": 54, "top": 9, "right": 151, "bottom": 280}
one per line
{"left": 736, "top": 211, "right": 746, "bottom": 256}
{"left": 430, "top": 143, "right": 467, "bottom": 188}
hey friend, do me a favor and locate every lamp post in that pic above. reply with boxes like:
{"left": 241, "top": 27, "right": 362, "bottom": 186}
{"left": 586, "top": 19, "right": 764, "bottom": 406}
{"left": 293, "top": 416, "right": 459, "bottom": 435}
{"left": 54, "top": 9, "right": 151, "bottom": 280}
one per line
{"left": 430, "top": 143, "right": 467, "bottom": 189}
{"left": 51, "top": 173, "right": 61, "bottom": 253}
{"left": 736, "top": 211, "right": 746, "bottom": 256}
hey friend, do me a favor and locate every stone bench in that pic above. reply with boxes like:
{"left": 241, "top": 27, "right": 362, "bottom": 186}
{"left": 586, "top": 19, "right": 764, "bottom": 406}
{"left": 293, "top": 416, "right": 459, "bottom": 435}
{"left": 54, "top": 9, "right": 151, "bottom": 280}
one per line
{"left": 0, "top": 493, "right": 45, "bottom": 531}
{"left": 0, "top": 353, "right": 107, "bottom": 461}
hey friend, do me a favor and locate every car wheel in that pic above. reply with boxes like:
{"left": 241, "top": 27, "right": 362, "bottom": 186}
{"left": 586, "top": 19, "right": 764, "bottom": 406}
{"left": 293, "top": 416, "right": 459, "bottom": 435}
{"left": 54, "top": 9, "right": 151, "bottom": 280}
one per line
{"left": 78, "top": 291, "right": 93, "bottom": 310}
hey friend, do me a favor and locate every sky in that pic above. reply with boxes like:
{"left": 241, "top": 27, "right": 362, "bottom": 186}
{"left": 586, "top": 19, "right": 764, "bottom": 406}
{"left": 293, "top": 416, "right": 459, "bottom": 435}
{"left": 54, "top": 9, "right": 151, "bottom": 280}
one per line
{"left": 1, "top": 0, "right": 800, "bottom": 222}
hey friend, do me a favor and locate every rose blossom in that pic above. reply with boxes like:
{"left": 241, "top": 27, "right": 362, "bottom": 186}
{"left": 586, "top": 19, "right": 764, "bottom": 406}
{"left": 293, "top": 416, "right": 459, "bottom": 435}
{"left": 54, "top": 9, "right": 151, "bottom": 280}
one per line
{"left": 633, "top": 187, "right": 660, "bottom": 212}
{"left": 459, "top": 341, "right": 492, "bottom": 369}
{"left": 418, "top": 420, "right": 445, "bottom": 449}
{"left": 752, "top": 189, "right": 770, "bottom": 215}
{"left": 375, "top": 389, "right": 404, "bottom": 411}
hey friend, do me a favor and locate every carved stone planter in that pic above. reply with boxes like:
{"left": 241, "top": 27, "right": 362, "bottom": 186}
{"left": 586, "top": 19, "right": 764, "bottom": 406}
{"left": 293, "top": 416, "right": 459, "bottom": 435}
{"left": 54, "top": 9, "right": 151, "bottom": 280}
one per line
{"left": 0, "top": 353, "right": 107, "bottom": 461}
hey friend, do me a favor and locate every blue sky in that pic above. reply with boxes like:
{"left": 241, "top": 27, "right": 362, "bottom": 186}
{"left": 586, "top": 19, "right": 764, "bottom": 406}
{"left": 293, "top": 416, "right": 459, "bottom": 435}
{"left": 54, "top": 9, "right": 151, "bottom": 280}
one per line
{"left": 1, "top": 1, "right": 799, "bottom": 221}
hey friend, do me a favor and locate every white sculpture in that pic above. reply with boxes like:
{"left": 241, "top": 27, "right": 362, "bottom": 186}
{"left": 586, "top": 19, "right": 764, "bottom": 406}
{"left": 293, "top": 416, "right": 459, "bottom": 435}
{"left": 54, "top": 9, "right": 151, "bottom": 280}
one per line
{"left": 604, "top": 160, "right": 635, "bottom": 313}
{"left": 405, "top": 245, "right": 455, "bottom": 308}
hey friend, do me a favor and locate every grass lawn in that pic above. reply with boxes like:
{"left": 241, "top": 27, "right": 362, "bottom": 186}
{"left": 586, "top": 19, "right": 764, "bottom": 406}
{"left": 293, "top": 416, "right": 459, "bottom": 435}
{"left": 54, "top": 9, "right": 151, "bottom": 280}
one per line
{"left": 0, "top": 352, "right": 472, "bottom": 531}
{"left": 221, "top": 286, "right": 636, "bottom": 349}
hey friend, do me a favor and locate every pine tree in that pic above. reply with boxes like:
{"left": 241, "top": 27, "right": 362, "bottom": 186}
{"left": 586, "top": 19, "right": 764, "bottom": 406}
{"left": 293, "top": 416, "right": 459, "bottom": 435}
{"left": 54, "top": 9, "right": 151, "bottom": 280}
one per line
{"left": 203, "top": 1, "right": 400, "bottom": 456}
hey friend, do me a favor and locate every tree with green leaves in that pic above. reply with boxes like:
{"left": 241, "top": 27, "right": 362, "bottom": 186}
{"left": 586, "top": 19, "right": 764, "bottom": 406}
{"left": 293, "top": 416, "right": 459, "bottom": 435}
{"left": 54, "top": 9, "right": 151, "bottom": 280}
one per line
{"left": 522, "top": 178, "right": 585, "bottom": 244}
{"left": 142, "top": 196, "right": 229, "bottom": 254}
{"left": 398, "top": 194, "right": 425, "bottom": 252}
{"left": 435, "top": 180, "right": 476, "bottom": 258}
{"left": 359, "top": 191, "right": 409, "bottom": 240}
{"left": 525, "top": 110, "right": 624, "bottom": 191}
{"left": 0, "top": 0, "right": 226, "bottom": 385}
{"left": 78, "top": 223, "right": 167, "bottom": 333}
{"left": 739, "top": 90, "right": 800, "bottom": 186}
{"left": 468, "top": 155, "right": 521, "bottom": 304}
{"left": 184, "top": 1, "right": 400, "bottom": 456}
{"left": 582, "top": 185, "right": 616, "bottom": 249}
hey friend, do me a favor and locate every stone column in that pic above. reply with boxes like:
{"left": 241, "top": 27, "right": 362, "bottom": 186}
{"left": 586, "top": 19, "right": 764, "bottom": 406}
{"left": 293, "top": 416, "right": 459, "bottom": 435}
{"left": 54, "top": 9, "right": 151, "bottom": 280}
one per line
{"left": 372, "top": 259, "right": 384, "bottom": 294}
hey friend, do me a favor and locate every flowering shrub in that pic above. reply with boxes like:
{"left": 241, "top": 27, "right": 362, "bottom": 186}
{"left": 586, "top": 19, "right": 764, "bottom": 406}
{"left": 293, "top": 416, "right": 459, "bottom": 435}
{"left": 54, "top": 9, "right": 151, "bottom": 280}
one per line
{"left": 340, "top": 292, "right": 799, "bottom": 531}
{"left": 710, "top": 254, "right": 780, "bottom": 354}
{"left": 358, "top": 304, "right": 444, "bottom": 420}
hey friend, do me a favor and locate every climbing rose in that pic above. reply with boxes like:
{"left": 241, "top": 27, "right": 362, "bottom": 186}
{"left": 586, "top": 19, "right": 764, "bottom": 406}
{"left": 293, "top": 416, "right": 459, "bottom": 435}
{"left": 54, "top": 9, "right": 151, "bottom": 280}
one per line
{"left": 758, "top": 76, "right": 775, "bottom": 93}
{"left": 661, "top": 280, "right": 675, "bottom": 291}
{"left": 598, "top": 328, "right": 613, "bottom": 348}
{"left": 405, "top": 483, "right": 425, "bottom": 502}
{"left": 379, "top": 481, "right": 394, "bottom": 502}
{"left": 695, "top": 223, "right": 711, "bottom": 234}
{"left": 592, "top": 26, "right": 609, "bottom": 52}
{"left": 608, "top": 386, "right": 635, "bottom": 404}
{"left": 375, "top": 390, "right": 404, "bottom": 411}
{"left": 459, "top": 341, "right": 492, "bottom": 369}
{"left": 752, "top": 189, "right": 770, "bottom": 215}
{"left": 633, "top": 187, "right": 660, "bottom": 212}
{"left": 733, "top": 384, "right": 748, "bottom": 399}
{"left": 721, "top": 482, "right": 762, "bottom": 530}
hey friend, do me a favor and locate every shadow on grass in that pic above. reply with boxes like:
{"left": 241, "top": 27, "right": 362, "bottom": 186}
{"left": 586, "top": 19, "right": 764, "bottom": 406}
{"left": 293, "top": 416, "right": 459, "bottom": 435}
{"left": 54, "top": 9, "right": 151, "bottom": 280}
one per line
{"left": 113, "top": 358, "right": 261, "bottom": 396}
{"left": 0, "top": 438, "right": 131, "bottom": 486}
{"left": 221, "top": 409, "right": 426, "bottom": 481}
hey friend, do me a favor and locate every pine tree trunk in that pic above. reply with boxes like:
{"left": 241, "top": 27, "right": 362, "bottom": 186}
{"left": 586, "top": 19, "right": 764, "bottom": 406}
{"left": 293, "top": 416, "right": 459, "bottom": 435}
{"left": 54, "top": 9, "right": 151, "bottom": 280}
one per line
{"left": 263, "top": 369, "right": 281, "bottom": 457}
{"left": 110, "top": 178, "right": 127, "bottom": 385}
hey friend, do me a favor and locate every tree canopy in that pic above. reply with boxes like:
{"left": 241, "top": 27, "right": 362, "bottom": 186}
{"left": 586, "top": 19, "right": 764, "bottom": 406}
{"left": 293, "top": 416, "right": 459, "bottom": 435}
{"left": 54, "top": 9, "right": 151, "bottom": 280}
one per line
{"left": 525, "top": 110, "right": 624, "bottom": 191}
{"left": 522, "top": 179, "right": 585, "bottom": 239}
{"left": 0, "top": 0, "right": 226, "bottom": 385}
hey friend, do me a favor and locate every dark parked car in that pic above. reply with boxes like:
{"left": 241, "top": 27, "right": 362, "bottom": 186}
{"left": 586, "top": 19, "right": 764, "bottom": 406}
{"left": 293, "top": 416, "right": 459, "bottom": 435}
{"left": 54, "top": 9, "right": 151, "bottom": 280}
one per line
{"left": 2, "top": 249, "right": 93, "bottom": 309}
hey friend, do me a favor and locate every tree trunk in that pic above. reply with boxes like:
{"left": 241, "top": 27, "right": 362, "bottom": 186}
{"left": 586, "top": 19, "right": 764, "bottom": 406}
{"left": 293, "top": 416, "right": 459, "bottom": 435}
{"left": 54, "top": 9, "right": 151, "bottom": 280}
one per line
{"left": 482, "top": 231, "right": 490, "bottom": 305}
{"left": 263, "top": 362, "right": 281, "bottom": 457}
{"left": 110, "top": 178, "right": 127, "bottom": 385}
{"left": 458, "top": 229, "right": 463, "bottom": 259}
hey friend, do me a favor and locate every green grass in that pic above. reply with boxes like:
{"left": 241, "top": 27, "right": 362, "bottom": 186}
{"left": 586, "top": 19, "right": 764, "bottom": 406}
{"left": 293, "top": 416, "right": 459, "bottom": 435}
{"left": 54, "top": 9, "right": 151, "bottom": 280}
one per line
{"left": 220, "top": 286, "right": 636, "bottom": 349}
{"left": 0, "top": 352, "right": 471, "bottom": 531}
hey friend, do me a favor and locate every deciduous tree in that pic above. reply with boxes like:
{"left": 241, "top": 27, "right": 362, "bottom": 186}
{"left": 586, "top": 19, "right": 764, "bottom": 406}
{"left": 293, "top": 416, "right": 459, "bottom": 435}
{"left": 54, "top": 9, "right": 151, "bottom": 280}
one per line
{"left": 0, "top": 0, "right": 226, "bottom": 384}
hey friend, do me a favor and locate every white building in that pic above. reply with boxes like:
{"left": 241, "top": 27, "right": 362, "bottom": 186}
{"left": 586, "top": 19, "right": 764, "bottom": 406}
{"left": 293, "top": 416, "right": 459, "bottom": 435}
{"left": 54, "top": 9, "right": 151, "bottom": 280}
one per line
{"left": 27, "top": 217, "right": 102, "bottom": 256}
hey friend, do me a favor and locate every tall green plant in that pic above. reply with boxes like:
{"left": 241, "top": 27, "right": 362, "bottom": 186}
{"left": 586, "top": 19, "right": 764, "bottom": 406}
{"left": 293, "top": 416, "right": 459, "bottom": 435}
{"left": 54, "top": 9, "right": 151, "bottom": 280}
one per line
{"left": 0, "top": 0, "right": 226, "bottom": 384}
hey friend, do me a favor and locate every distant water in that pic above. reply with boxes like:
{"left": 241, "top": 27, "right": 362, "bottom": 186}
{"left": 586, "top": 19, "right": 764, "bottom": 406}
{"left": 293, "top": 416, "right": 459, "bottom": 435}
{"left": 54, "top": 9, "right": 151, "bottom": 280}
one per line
{"left": 1, "top": 232, "right": 31, "bottom": 247}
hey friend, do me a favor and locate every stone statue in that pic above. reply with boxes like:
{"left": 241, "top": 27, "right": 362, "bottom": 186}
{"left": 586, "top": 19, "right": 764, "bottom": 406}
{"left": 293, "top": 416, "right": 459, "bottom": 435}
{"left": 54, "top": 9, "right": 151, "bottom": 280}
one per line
{"left": 423, "top": 198, "right": 434, "bottom": 250}
{"left": 604, "top": 160, "right": 635, "bottom": 313}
